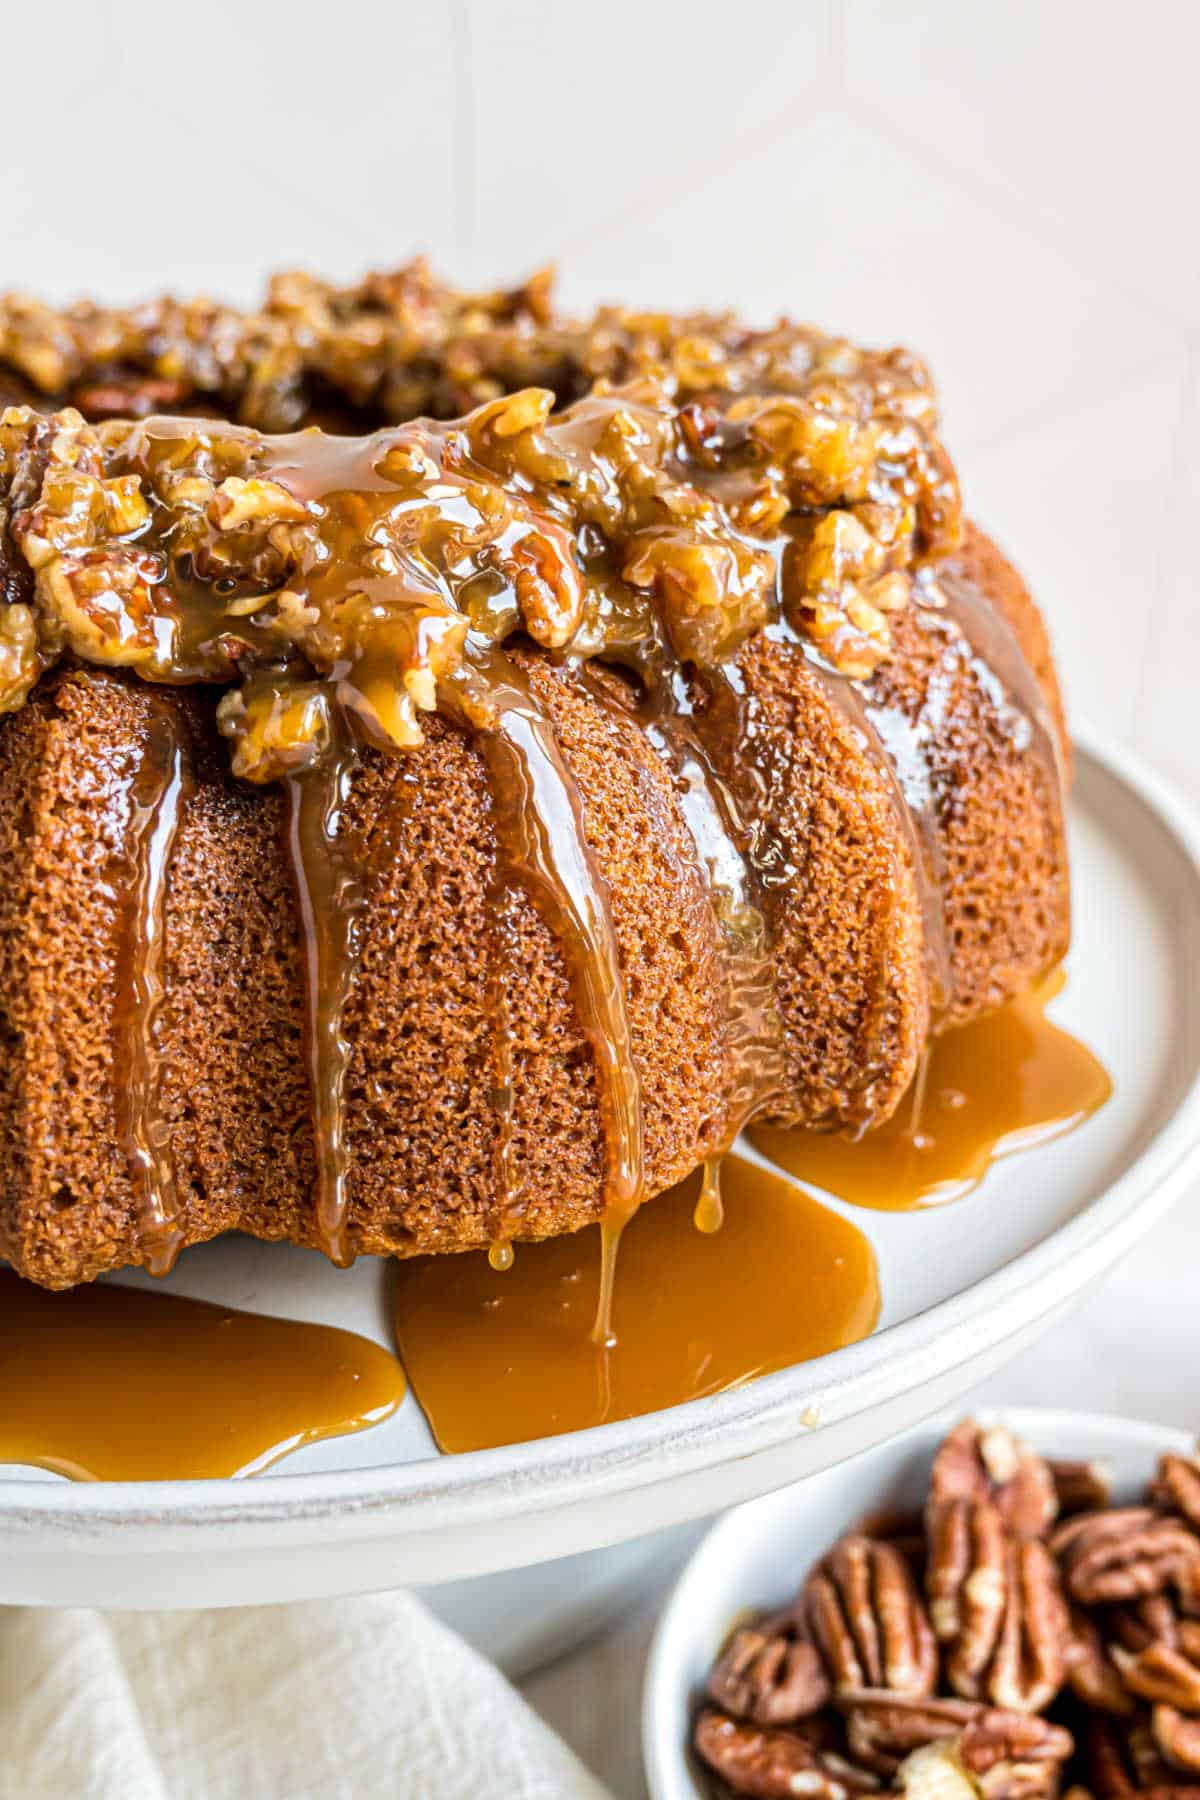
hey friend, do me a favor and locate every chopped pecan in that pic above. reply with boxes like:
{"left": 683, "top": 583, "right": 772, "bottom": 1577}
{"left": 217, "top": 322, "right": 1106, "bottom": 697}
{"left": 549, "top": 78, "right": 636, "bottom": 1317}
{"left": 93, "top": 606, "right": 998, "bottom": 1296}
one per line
{"left": 1152, "top": 1709, "right": 1200, "bottom": 1777}
{"left": 930, "top": 1423, "right": 1059, "bottom": 1541}
{"left": 1150, "top": 1458, "right": 1200, "bottom": 1534}
{"left": 1052, "top": 1512, "right": 1200, "bottom": 1608}
{"left": 806, "top": 1536, "right": 938, "bottom": 1698}
{"left": 693, "top": 1709, "right": 880, "bottom": 1799}
{"left": 708, "top": 1609, "right": 832, "bottom": 1725}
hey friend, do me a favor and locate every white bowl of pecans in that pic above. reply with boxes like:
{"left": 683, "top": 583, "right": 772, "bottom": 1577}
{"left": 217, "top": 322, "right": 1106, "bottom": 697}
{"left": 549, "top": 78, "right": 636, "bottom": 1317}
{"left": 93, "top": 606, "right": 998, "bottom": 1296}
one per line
{"left": 643, "top": 1408, "right": 1200, "bottom": 1799}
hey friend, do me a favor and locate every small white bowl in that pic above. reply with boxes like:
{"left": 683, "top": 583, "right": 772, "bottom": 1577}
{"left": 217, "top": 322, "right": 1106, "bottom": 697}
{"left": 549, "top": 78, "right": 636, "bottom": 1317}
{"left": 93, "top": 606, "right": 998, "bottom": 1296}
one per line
{"left": 642, "top": 1406, "right": 1194, "bottom": 1800}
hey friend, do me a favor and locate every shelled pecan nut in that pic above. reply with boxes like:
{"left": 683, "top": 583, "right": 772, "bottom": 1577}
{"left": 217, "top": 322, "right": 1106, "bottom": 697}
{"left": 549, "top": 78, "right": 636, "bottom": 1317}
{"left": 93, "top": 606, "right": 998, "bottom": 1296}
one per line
{"left": 1109, "top": 1598, "right": 1188, "bottom": 1655}
{"left": 1152, "top": 1708, "right": 1200, "bottom": 1777}
{"left": 708, "top": 1608, "right": 832, "bottom": 1724}
{"left": 693, "top": 1709, "right": 881, "bottom": 1799}
{"left": 1111, "top": 1643, "right": 1200, "bottom": 1711}
{"left": 1065, "top": 1608, "right": 1135, "bottom": 1716}
{"left": 1085, "top": 1715, "right": 1189, "bottom": 1798}
{"left": 929, "top": 1422, "right": 1059, "bottom": 1541}
{"left": 839, "top": 1690, "right": 980, "bottom": 1775}
{"left": 1052, "top": 1512, "right": 1200, "bottom": 1608}
{"left": 927, "top": 1502, "right": 1069, "bottom": 1710}
{"left": 1149, "top": 1457, "right": 1200, "bottom": 1535}
{"left": 1050, "top": 1459, "right": 1114, "bottom": 1518}
{"left": 806, "top": 1536, "right": 938, "bottom": 1698}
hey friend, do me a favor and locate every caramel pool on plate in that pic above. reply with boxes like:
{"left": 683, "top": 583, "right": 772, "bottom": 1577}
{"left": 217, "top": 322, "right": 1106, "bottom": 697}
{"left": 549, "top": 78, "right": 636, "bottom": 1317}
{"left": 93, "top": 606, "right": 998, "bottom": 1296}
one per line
{"left": 393, "top": 1154, "right": 879, "bottom": 1453}
{"left": 0, "top": 1271, "right": 406, "bottom": 1481}
{"left": 749, "top": 978, "right": 1111, "bottom": 1212}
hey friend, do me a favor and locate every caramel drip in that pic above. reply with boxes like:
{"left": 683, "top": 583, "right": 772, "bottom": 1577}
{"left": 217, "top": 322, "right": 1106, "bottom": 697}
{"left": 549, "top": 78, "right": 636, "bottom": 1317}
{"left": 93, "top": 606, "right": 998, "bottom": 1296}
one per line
{"left": 0, "top": 1270, "right": 404, "bottom": 1481}
{"left": 392, "top": 1152, "right": 879, "bottom": 1453}
{"left": 749, "top": 973, "right": 1111, "bottom": 1211}
{"left": 284, "top": 740, "right": 368, "bottom": 1267}
{"left": 485, "top": 883, "right": 522, "bottom": 1262}
{"left": 473, "top": 657, "right": 644, "bottom": 1343}
{"left": 693, "top": 1156, "right": 725, "bottom": 1234}
{"left": 111, "top": 705, "right": 192, "bottom": 1276}
{"left": 632, "top": 663, "right": 788, "bottom": 1139}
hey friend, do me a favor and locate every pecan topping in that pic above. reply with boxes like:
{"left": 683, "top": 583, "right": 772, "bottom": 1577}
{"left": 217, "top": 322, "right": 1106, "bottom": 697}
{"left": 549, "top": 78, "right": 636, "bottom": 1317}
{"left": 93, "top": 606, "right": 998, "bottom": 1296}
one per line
{"left": 806, "top": 1536, "right": 938, "bottom": 1698}
{"left": 1052, "top": 1512, "right": 1200, "bottom": 1608}
{"left": 927, "top": 1502, "right": 1069, "bottom": 1712}
{"left": 693, "top": 1709, "right": 880, "bottom": 1799}
{"left": 708, "top": 1609, "right": 832, "bottom": 1725}
{"left": 930, "top": 1422, "right": 1059, "bottom": 1541}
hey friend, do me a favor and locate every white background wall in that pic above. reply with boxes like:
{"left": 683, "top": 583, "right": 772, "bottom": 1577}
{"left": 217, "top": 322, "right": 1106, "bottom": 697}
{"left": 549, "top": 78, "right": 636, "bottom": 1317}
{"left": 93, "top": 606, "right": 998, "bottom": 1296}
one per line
{"left": 7, "top": 0, "right": 1197, "bottom": 797}
{"left": 8, "top": 7, "right": 1200, "bottom": 1792}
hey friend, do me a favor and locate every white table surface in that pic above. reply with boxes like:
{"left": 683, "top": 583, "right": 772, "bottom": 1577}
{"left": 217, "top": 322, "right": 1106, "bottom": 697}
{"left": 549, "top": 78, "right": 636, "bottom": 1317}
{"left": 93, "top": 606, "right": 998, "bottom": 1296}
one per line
{"left": 7, "top": 1, "right": 1199, "bottom": 1792}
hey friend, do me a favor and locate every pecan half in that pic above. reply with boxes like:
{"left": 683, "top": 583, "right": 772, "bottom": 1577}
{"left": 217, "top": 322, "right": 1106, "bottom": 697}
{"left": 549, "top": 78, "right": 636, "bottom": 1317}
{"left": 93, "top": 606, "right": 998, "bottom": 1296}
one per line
{"left": 1111, "top": 1643, "right": 1200, "bottom": 1711}
{"left": 1152, "top": 1708, "right": 1200, "bottom": 1777}
{"left": 1084, "top": 1715, "right": 1191, "bottom": 1798}
{"left": 807, "top": 1536, "right": 938, "bottom": 1698}
{"left": 927, "top": 1503, "right": 1069, "bottom": 1711}
{"left": 839, "top": 1691, "right": 980, "bottom": 1776}
{"left": 1109, "top": 1598, "right": 1186, "bottom": 1655}
{"left": 708, "top": 1609, "right": 832, "bottom": 1725}
{"left": 958, "top": 1709, "right": 1074, "bottom": 1800}
{"left": 930, "top": 1422, "right": 1058, "bottom": 1541}
{"left": 1065, "top": 1608, "right": 1135, "bottom": 1716}
{"left": 1149, "top": 1457, "right": 1200, "bottom": 1535}
{"left": 837, "top": 1692, "right": 1071, "bottom": 1785}
{"left": 1052, "top": 1512, "right": 1200, "bottom": 1608}
{"left": 1051, "top": 1460, "right": 1113, "bottom": 1518}
{"left": 693, "top": 1709, "right": 880, "bottom": 1799}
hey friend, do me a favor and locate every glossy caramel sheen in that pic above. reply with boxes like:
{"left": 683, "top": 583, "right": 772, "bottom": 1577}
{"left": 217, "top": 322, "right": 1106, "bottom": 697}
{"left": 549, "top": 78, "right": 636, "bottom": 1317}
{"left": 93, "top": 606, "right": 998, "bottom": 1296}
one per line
{"left": 749, "top": 977, "right": 1111, "bottom": 1210}
{"left": 392, "top": 1154, "right": 879, "bottom": 1453}
{"left": 0, "top": 1271, "right": 405, "bottom": 1480}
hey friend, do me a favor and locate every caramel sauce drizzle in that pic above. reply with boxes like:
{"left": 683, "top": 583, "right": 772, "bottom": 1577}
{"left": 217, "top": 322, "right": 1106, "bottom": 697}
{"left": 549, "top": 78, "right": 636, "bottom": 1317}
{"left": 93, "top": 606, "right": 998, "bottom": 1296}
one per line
{"left": 485, "top": 883, "right": 522, "bottom": 1265}
{"left": 474, "top": 659, "right": 644, "bottom": 1343}
{"left": 749, "top": 971, "right": 1111, "bottom": 1211}
{"left": 283, "top": 741, "right": 368, "bottom": 1267}
{"left": 111, "top": 704, "right": 192, "bottom": 1277}
{"left": 392, "top": 1153, "right": 880, "bottom": 1454}
{"left": 0, "top": 1269, "right": 405, "bottom": 1481}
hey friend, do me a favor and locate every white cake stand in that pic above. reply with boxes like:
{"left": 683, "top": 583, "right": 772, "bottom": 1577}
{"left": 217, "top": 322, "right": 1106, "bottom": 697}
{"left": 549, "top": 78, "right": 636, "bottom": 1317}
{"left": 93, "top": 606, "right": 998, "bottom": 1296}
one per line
{"left": 3, "top": 730, "right": 1199, "bottom": 1672}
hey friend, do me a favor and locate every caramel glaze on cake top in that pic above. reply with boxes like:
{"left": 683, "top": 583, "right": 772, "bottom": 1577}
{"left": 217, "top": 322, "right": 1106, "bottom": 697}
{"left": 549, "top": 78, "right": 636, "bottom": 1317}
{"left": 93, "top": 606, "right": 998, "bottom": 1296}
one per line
{"left": 0, "top": 267, "right": 1070, "bottom": 1292}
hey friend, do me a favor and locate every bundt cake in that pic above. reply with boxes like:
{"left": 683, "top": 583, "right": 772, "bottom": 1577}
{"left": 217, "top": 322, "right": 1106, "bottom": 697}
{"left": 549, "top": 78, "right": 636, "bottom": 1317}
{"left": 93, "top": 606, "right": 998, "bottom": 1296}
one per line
{"left": 0, "top": 266, "right": 1069, "bottom": 1293}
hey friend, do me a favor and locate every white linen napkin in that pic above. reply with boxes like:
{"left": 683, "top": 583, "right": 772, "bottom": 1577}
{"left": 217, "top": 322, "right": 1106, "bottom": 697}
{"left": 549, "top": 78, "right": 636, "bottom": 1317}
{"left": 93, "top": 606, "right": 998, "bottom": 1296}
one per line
{"left": 0, "top": 1592, "right": 613, "bottom": 1799}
